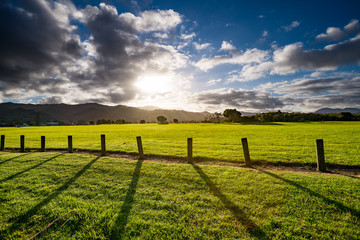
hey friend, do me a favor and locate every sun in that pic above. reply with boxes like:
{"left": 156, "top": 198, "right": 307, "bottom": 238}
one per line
{"left": 134, "top": 74, "right": 173, "bottom": 94}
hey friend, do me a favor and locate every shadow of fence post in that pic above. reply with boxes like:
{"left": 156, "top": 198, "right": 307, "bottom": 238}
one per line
{"left": 191, "top": 164, "right": 268, "bottom": 239}
{"left": 110, "top": 159, "right": 143, "bottom": 239}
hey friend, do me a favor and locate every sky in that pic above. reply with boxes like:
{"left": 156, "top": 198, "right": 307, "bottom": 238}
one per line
{"left": 1, "top": 0, "right": 360, "bottom": 113}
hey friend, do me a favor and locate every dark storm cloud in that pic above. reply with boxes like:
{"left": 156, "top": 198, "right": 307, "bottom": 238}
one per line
{"left": 0, "top": 0, "right": 82, "bottom": 91}
{"left": 195, "top": 89, "right": 285, "bottom": 110}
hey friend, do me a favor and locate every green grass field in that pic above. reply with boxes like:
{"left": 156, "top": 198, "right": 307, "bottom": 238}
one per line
{"left": 0, "top": 152, "right": 359, "bottom": 239}
{"left": 1, "top": 122, "right": 360, "bottom": 165}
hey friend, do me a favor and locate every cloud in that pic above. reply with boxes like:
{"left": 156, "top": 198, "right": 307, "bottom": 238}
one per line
{"left": 0, "top": 0, "right": 82, "bottom": 92}
{"left": 258, "top": 75, "right": 360, "bottom": 111}
{"left": 220, "top": 41, "right": 236, "bottom": 52}
{"left": 193, "top": 42, "right": 211, "bottom": 51}
{"left": 258, "top": 30, "right": 269, "bottom": 44}
{"left": 194, "top": 48, "right": 269, "bottom": 72}
{"left": 0, "top": 1, "right": 188, "bottom": 105}
{"left": 194, "top": 88, "right": 285, "bottom": 111}
{"left": 227, "top": 62, "right": 273, "bottom": 82}
{"left": 181, "top": 32, "right": 196, "bottom": 40}
{"left": 261, "top": 76, "right": 360, "bottom": 96}
{"left": 282, "top": 21, "right": 300, "bottom": 32}
{"left": 206, "top": 78, "right": 222, "bottom": 86}
{"left": 316, "top": 19, "right": 360, "bottom": 42}
{"left": 272, "top": 35, "right": 360, "bottom": 74}
{"left": 119, "top": 9, "right": 182, "bottom": 32}
{"left": 195, "top": 23, "right": 360, "bottom": 81}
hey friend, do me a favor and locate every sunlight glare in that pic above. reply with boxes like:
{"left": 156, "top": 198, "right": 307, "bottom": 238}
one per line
{"left": 134, "top": 74, "right": 172, "bottom": 94}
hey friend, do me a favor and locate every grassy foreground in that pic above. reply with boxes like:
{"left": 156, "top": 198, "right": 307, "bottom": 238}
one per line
{"left": 0, "top": 152, "right": 359, "bottom": 239}
{"left": 1, "top": 122, "right": 360, "bottom": 165}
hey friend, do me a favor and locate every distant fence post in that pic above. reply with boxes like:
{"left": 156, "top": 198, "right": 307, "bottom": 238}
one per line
{"left": 136, "top": 136, "right": 144, "bottom": 159}
{"left": 68, "top": 136, "right": 73, "bottom": 153}
{"left": 241, "top": 138, "right": 251, "bottom": 166}
{"left": 0, "top": 135, "right": 4, "bottom": 151}
{"left": 101, "top": 134, "right": 106, "bottom": 156}
{"left": 20, "top": 135, "right": 25, "bottom": 153}
{"left": 187, "top": 138, "right": 193, "bottom": 163}
{"left": 41, "top": 136, "right": 46, "bottom": 152}
{"left": 316, "top": 139, "right": 326, "bottom": 172}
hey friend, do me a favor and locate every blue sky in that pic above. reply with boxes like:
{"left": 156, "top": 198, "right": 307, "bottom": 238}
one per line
{"left": 1, "top": 0, "right": 360, "bottom": 112}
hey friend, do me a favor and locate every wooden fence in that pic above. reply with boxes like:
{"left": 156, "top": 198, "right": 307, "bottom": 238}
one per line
{"left": 0, "top": 134, "right": 327, "bottom": 172}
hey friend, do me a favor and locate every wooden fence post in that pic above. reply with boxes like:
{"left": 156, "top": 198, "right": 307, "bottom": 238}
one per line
{"left": 187, "top": 138, "right": 193, "bottom": 163}
{"left": 241, "top": 138, "right": 251, "bottom": 166}
{"left": 101, "top": 134, "right": 106, "bottom": 156}
{"left": 316, "top": 139, "right": 326, "bottom": 172}
{"left": 136, "top": 136, "right": 144, "bottom": 159}
{"left": 41, "top": 136, "right": 46, "bottom": 152}
{"left": 20, "top": 135, "right": 25, "bottom": 153}
{"left": 68, "top": 135, "right": 73, "bottom": 153}
{"left": 0, "top": 135, "right": 4, "bottom": 151}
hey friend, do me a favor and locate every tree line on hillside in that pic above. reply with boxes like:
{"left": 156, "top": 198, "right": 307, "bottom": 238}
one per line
{"left": 0, "top": 116, "right": 181, "bottom": 127}
{"left": 204, "top": 109, "right": 360, "bottom": 123}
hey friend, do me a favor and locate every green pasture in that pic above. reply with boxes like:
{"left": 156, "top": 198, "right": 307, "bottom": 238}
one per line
{"left": 0, "top": 152, "right": 359, "bottom": 239}
{"left": 0, "top": 122, "right": 359, "bottom": 165}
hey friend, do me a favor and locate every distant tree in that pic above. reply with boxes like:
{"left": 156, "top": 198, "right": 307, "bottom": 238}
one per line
{"left": 223, "top": 109, "right": 242, "bottom": 122}
{"left": 339, "top": 112, "right": 353, "bottom": 121}
{"left": 89, "top": 121, "right": 95, "bottom": 125}
{"left": 26, "top": 120, "right": 35, "bottom": 126}
{"left": 140, "top": 120, "right": 146, "bottom": 124}
{"left": 77, "top": 119, "right": 87, "bottom": 125}
{"left": 173, "top": 118, "right": 179, "bottom": 123}
{"left": 157, "top": 116, "right": 167, "bottom": 124}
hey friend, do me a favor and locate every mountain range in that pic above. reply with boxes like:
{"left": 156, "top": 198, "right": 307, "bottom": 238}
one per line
{"left": 0, "top": 103, "right": 209, "bottom": 123}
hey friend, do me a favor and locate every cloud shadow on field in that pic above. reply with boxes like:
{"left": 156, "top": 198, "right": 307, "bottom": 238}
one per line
{"left": 4, "top": 156, "right": 101, "bottom": 235}
{"left": 110, "top": 159, "right": 143, "bottom": 239}
{"left": 191, "top": 164, "right": 269, "bottom": 239}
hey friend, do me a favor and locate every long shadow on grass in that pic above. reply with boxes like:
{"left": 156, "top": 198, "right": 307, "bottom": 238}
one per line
{"left": 259, "top": 169, "right": 360, "bottom": 219}
{"left": 110, "top": 159, "right": 143, "bottom": 239}
{"left": 5, "top": 156, "right": 101, "bottom": 235}
{"left": 0, "top": 153, "right": 32, "bottom": 166}
{"left": 0, "top": 153, "right": 63, "bottom": 183}
{"left": 191, "top": 164, "right": 268, "bottom": 239}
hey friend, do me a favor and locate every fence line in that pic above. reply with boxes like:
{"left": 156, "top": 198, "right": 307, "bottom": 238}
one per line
{"left": 0, "top": 134, "right": 327, "bottom": 171}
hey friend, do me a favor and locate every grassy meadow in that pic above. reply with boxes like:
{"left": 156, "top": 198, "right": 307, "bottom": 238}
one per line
{"left": 0, "top": 152, "right": 359, "bottom": 239}
{"left": 0, "top": 122, "right": 360, "bottom": 165}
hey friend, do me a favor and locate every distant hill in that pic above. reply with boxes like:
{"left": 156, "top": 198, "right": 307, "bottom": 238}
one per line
{"left": 315, "top": 108, "right": 360, "bottom": 114}
{"left": 0, "top": 102, "right": 209, "bottom": 123}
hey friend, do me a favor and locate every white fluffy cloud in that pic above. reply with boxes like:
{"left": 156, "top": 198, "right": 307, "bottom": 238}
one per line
{"left": 220, "top": 41, "right": 236, "bottom": 52}
{"left": 194, "top": 48, "right": 269, "bottom": 72}
{"left": 316, "top": 19, "right": 360, "bottom": 42}
{"left": 282, "top": 21, "right": 300, "bottom": 32}
{"left": 193, "top": 42, "right": 211, "bottom": 50}
{"left": 206, "top": 78, "right": 222, "bottom": 86}
{"left": 119, "top": 9, "right": 182, "bottom": 32}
